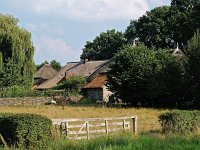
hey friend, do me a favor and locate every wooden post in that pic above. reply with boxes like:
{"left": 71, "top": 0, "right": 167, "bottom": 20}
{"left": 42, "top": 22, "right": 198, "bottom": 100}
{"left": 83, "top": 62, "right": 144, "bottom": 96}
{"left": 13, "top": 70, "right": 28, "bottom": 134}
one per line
{"left": 105, "top": 120, "right": 108, "bottom": 134}
{"left": 86, "top": 121, "right": 90, "bottom": 140}
{"left": 65, "top": 122, "right": 69, "bottom": 138}
{"left": 60, "top": 122, "right": 65, "bottom": 136}
{"left": 123, "top": 119, "right": 126, "bottom": 130}
{"left": 132, "top": 116, "right": 137, "bottom": 135}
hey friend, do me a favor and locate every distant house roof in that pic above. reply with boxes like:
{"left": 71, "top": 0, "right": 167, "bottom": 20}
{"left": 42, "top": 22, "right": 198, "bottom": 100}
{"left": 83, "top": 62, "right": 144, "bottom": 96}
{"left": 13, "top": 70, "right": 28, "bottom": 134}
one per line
{"left": 35, "top": 64, "right": 57, "bottom": 80}
{"left": 35, "top": 60, "right": 111, "bottom": 90}
{"left": 83, "top": 74, "right": 107, "bottom": 89}
{"left": 170, "top": 44, "right": 184, "bottom": 57}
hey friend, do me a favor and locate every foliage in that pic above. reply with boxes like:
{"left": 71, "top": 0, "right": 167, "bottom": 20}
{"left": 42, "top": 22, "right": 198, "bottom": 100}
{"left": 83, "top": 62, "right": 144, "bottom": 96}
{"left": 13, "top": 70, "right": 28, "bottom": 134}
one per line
{"left": 4, "top": 132, "right": 200, "bottom": 150}
{"left": 0, "top": 85, "right": 63, "bottom": 98}
{"left": 0, "top": 14, "right": 35, "bottom": 88}
{"left": 35, "top": 60, "right": 49, "bottom": 70}
{"left": 50, "top": 59, "right": 61, "bottom": 71}
{"left": 125, "top": 6, "right": 172, "bottom": 49}
{"left": 159, "top": 111, "right": 200, "bottom": 135}
{"left": 107, "top": 45, "right": 156, "bottom": 105}
{"left": 107, "top": 45, "right": 185, "bottom": 107}
{"left": 81, "top": 29, "right": 126, "bottom": 60}
{"left": 55, "top": 75, "right": 86, "bottom": 94}
{"left": 125, "top": 1, "right": 200, "bottom": 49}
{"left": 0, "top": 113, "right": 52, "bottom": 148}
{"left": 35, "top": 60, "right": 62, "bottom": 71}
{"left": 170, "top": 0, "right": 200, "bottom": 48}
{"left": 185, "top": 31, "right": 200, "bottom": 104}
{"left": 149, "top": 50, "right": 186, "bottom": 107}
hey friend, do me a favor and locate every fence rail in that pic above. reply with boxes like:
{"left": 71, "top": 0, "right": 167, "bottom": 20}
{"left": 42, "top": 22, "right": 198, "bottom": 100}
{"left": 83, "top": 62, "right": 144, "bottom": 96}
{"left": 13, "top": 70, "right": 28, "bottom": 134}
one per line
{"left": 52, "top": 116, "right": 137, "bottom": 140}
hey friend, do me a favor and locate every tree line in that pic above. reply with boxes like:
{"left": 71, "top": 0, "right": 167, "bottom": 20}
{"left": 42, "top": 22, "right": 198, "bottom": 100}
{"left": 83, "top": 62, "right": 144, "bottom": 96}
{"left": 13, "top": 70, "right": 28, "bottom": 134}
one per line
{"left": 81, "top": 0, "right": 200, "bottom": 60}
{"left": 80, "top": 0, "right": 200, "bottom": 108}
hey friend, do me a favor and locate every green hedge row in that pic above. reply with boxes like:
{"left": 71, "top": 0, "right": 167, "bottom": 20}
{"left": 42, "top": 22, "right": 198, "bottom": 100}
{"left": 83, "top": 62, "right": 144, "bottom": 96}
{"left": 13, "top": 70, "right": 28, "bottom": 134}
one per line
{"left": 0, "top": 85, "right": 65, "bottom": 98}
{"left": 159, "top": 111, "right": 200, "bottom": 135}
{"left": 0, "top": 113, "right": 52, "bottom": 149}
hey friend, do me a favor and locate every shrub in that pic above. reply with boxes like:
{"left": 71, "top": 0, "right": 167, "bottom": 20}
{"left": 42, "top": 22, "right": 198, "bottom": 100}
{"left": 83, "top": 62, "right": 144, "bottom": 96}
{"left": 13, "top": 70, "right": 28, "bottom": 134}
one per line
{"left": 0, "top": 113, "right": 52, "bottom": 148}
{"left": 159, "top": 111, "right": 200, "bottom": 135}
{"left": 55, "top": 75, "right": 86, "bottom": 94}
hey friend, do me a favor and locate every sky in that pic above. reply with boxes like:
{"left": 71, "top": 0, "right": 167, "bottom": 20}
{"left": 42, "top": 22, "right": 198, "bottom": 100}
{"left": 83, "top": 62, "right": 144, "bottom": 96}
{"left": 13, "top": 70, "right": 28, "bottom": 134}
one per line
{"left": 0, "top": 0, "right": 171, "bottom": 65}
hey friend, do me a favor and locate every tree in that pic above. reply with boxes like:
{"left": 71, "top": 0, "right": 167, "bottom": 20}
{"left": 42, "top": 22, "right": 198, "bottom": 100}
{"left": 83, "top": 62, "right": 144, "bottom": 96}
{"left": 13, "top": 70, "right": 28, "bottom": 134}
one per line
{"left": 107, "top": 45, "right": 185, "bottom": 107}
{"left": 107, "top": 45, "right": 157, "bottom": 105}
{"left": 125, "top": 6, "right": 172, "bottom": 49}
{"left": 0, "top": 14, "right": 35, "bottom": 87}
{"left": 185, "top": 31, "right": 200, "bottom": 103}
{"left": 35, "top": 60, "right": 49, "bottom": 70}
{"left": 36, "top": 60, "right": 61, "bottom": 71}
{"left": 170, "top": 0, "right": 200, "bottom": 48}
{"left": 81, "top": 29, "right": 126, "bottom": 60}
{"left": 50, "top": 60, "right": 61, "bottom": 71}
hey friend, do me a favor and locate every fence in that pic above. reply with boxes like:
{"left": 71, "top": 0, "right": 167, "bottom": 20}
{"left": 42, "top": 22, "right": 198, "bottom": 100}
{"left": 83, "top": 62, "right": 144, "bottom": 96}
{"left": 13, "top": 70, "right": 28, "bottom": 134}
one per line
{"left": 52, "top": 116, "right": 137, "bottom": 140}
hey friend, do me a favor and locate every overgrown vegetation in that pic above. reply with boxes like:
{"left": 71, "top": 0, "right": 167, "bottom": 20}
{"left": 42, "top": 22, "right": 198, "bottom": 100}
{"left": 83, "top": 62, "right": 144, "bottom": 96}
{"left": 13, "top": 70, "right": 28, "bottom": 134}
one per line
{"left": 0, "top": 113, "right": 52, "bottom": 149}
{"left": 1, "top": 132, "right": 200, "bottom": 150}
{"left": 107, "top": 45, "right": 185, "bottom": 107}
{"left": 159, "top": 111, "right": 200, "bottom": 135}
{"left": 55, "top": 75, "right": 86, "bottom": 95}
{"left": 0, "top": 86, "right": 65, "bottom": 98}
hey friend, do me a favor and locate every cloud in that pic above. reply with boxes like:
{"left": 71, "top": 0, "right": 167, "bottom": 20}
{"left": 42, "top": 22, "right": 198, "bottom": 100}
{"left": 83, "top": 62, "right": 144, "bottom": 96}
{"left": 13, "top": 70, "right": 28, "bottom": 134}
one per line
{"left": 26, "top": 22, "right": 64, "bottom": 36}
{"left": 11, "top": 0, "right": 150, "bottom": 20}
{"left": 34, "top": 35, "right": 81, "bottom": 65}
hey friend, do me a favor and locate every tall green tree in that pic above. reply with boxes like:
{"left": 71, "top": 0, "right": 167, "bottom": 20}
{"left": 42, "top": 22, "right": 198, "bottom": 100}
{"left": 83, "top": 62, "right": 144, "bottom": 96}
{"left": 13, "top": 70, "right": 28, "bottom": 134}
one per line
{"left": 107, "top": 45, "right": 157, "bottom": 105}
{"left": 170, "top": 0, "right": 200, "bottom": 48}
{"left": 107, "top": 45, "right": 185, "bottom": 107}
{"left": 81, "top": 29, "right": 126, "bottom": 60}
{"left": 125, "top": 6, "right": 171, "bottom": 49}
{"left": 185, "top": 31, "right": 200, "bottom": 102}
{"left": 0, "top": 14, "right": 35, "bottom": 87}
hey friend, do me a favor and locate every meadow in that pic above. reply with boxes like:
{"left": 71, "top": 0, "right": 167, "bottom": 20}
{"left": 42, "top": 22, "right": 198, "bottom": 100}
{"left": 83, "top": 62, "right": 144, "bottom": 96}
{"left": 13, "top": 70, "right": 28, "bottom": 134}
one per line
{"left": 1, "top": 105, "right": 200, "bottom": 150}
{"left": 0, "top": 105, "right": 167, "bottom": 133}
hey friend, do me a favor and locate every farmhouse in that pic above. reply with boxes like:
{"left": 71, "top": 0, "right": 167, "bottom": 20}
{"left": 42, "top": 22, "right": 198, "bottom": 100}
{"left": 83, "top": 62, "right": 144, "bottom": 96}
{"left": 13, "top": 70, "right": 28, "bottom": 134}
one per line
{"left": 82, "top": 73, "right": 112, "bottom": 102}
{"left": 33, "top": 64, "right": 57, "bottom": 89}
{"left": 34, "top": 59, "right": 113, "bottom": 90}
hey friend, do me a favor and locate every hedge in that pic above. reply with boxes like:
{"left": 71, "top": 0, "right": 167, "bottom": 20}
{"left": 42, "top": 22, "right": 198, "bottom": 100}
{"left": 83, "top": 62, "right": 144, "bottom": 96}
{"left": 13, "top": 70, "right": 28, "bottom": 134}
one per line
{"left": 159, "top": 111, "right": 200, "bottom": 135}
{"left": 0, "top": 113, "right": 52, "bottom": 149}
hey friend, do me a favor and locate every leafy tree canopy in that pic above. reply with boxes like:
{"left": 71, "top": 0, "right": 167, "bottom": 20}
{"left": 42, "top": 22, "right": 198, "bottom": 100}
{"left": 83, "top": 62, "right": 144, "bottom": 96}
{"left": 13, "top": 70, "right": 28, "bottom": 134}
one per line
{"left": 50, "top": 60, "right": 61, "bottom": 71}
{"left": 125, "top": 6, "right": 172, "bottom": 49}
{"left": 81, "top": 29, "right": 126, "bottom": 60}
{"left": 125, "top": 1, "right": 200, "bottom": 50}
{"left": 185, "top": 30, "right": 200, "bottom": 101}
{"left": 107, "top": 45, "right": 185, "bottom": 106}
{"left": 36, "top": 60, "right": 61, "bottom": 71}
{"left": 170, "top": 0, "right": 200, "bottom": 48}
{"left": 0, "top": 14, "right": 35, "bottom": 87}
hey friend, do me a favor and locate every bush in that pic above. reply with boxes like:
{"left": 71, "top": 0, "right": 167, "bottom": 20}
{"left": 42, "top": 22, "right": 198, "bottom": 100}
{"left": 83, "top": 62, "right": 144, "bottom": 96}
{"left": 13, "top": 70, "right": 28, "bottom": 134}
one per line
{"left": 159, "top": 111, "right": 200, "bottom": 135}
{"left": 0, "top": 113, "right": 52, "bottom": 148}
{"left": 55, "top": 75, "right": 86, "bottom": 94}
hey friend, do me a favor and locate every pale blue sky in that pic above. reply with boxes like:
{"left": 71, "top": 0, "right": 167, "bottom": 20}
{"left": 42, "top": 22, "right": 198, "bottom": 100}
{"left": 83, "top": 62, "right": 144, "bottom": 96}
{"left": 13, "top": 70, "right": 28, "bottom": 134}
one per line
{"left": 0, "top": 0, "right": 171, "bottom": 65}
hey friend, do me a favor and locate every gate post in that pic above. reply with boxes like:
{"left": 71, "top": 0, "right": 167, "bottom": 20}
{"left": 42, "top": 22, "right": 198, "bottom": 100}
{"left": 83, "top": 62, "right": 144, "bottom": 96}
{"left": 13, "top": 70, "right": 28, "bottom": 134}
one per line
{"left": 132, "top": 116, "right": 137, "bottom": 135}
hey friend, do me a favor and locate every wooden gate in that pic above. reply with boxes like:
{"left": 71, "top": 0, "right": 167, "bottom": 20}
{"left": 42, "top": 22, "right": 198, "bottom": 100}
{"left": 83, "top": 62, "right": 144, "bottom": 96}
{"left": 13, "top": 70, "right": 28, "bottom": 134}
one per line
{"left": 52, "top": 116, "right": 137, "bottom": 140}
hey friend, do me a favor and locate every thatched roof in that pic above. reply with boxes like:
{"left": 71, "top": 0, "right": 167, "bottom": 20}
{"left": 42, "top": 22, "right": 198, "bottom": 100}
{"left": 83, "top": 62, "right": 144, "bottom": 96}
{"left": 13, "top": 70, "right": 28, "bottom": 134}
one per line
{"left": 35, "top": 60, "right": 111, "bottom": 90}
{"left": 170, "top": 44, "right": 184, "bottom": 57}
{"left": 83, "top": 74, "right": 107, "bottom": 89}
{"left": 35, "top": 64, "right": 57, "bottom": 80}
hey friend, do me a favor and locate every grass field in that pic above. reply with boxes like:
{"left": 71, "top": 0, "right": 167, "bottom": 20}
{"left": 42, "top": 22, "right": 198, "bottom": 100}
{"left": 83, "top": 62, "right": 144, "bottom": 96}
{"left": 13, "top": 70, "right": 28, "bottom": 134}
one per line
{"left": 0, "top": 105, "right": 168, "bottom": 133}
{"left": 1, "top": 105, "right": 200, "bottom": 150}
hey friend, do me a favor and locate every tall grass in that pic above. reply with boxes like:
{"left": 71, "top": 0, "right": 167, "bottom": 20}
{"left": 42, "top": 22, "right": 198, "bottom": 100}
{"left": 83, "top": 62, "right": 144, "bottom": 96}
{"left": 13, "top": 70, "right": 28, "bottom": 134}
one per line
{"left": 47, "top": 133, "right": 200, "bottom": 150}
{"left": 0, "top": 105, "right": 167, "bottom": 133}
